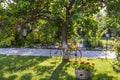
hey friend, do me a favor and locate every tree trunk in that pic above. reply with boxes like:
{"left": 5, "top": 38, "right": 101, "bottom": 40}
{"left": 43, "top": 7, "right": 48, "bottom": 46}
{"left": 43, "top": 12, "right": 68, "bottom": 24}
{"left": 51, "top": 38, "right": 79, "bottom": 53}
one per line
{"left": 62, "top": 0, "right": 75, "bottom": 60}
{"left": 62, "top": 22, "right": 69, "bottom": 60}
{"left": 62, "top": 22, "right": 67, "bottom": 44}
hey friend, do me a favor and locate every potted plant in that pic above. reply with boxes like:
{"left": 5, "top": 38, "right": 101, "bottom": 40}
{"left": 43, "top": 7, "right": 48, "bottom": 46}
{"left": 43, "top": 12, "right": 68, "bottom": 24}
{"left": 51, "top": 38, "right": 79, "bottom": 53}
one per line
{"left": 68, "top": 59, "right": 95, "bottom": 80}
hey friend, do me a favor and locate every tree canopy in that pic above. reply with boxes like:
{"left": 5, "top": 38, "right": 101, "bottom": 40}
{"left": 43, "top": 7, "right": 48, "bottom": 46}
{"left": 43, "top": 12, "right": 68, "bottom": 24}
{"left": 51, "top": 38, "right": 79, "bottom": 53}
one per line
{"left": 0, "top": 0, "right": 120, "bottom": 47}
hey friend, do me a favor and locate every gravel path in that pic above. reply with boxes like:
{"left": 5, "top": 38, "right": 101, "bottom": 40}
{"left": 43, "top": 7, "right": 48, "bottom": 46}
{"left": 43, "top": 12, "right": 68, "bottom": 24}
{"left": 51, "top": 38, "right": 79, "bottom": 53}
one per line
{"left": 0, "top": 48, "right": 116, "bottom": 59}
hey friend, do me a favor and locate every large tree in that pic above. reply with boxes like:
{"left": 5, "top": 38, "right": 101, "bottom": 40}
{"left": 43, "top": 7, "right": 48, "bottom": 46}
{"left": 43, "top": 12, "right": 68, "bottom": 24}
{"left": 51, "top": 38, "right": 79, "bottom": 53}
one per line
{"left": 0, "top": 0, "right": 105, "bottom": 59}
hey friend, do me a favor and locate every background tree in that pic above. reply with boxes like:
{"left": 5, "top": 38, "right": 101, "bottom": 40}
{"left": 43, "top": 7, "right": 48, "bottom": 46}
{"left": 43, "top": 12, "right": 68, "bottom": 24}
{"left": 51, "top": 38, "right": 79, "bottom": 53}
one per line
{"left": 106, "top": 0, "right": 120, "bottom": 37}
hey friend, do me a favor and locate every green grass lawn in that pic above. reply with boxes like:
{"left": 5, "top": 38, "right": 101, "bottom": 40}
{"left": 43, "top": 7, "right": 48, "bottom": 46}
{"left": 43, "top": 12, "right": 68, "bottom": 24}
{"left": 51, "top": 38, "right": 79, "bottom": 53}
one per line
{"left": 0, "top": 54, "right": 120, "bottom": 80}
{"left": 100, "top": 37, "right": 114, "bottom": 45}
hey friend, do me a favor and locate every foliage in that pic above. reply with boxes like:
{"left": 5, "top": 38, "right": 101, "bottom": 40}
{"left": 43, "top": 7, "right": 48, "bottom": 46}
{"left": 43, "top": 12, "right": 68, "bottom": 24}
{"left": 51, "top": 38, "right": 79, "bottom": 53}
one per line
{"left": 1, "top": 0, "right": 119, "bottom": 48}
{"left": 1, "top": 0, "right": 104, "bottom": 44}
{"left": 113, "top": 38, "right": 120, "bottom": 57}
{"left": 55, "top": 42, "right": 62, "bottom": 48}
{"left": 106, "top": 0, "right": 120, "bottom": 19}
{"left": 112, "top": 59, "right": 120, "bottom": 73}
{"left": 67, "top": 43, "right": 80, "bottom": 52}
{"left": 25, "top": 32, "right": 39, "bottom": 47}
{"left": 69, "top": 44, "right": 76, "bottom": 51}
{"left": 106, "top": 19, "right": 120, "bottom": 37}
{"left": 80, "top": 16, "right": 106, "bottom": 48}
{"left": 0, "top": 36, "right": 14, "bottom": 47}
{"left": 0, "top": 26, "right": 15, "bottom": 47}
{"left": 106, "top": 0, "right": 120, "bottom": 37}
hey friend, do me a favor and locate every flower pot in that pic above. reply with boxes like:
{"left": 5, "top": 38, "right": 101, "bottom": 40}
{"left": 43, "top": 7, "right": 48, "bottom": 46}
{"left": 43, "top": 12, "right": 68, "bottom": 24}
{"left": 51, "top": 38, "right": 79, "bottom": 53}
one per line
{"left": 75, "top": 69, "right": 92, "bottom": 80}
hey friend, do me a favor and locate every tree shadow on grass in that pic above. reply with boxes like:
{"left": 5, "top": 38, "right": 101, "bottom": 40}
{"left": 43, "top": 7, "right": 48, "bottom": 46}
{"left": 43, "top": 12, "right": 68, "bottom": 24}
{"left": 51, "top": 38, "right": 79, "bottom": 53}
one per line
{"left": 0, "top": 73, "right": 30, "bottom": 80}
{"left": 0, "top": 55, "right": 49, "bottom": 72}
{"left": 6, "top": 75, "right": 17, "bottom": 80}
{"left": 35, "top": 59, "right": 74, "bottom": 80}
{"left": 20, "top": 73, "right": 32, "bottom": 80}
{"left": 0, "top": 54, "right": 50, "bottom": 79}
{"left": 0, "top": 72, "right": 17, "bottom": 80}
{"left": 48, "top": 60, "right": 74, "bottom": 80}
{"left": 92, "top": 73, "right": 115, "bottom": 80}
{"left": 112, "top": 60, "right": 120, "bottom": 73}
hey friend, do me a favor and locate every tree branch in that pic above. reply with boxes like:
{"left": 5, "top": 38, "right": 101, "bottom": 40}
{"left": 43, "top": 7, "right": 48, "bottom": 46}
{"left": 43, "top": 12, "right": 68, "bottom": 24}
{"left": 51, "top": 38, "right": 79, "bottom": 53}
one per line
{"left": 67, "top": 0, "right": 75, "bottom": 11}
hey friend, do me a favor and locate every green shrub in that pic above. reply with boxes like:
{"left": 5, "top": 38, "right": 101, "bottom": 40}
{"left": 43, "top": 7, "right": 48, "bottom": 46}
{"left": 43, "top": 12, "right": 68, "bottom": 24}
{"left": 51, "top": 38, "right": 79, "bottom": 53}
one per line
{"left": 113, "top": 38, "right": 120, "bottom": 57}
{"left": 0, "top": 36, "right": 14, "bottom": 48}
{"left": 116, "top": 46, "right": 120, "bottom": 56}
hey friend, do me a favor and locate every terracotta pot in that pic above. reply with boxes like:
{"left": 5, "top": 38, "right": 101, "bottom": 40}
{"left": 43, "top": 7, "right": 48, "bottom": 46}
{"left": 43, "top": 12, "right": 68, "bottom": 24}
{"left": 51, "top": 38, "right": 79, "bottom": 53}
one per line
{"left": 75, "top": 69, "right": 92, "bottom": 80}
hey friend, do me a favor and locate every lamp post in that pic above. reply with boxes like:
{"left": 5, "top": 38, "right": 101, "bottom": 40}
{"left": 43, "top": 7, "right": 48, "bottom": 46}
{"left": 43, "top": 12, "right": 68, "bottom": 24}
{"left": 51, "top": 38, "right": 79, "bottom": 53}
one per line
{"left": 105, "top": 30, "right": 110, "bottom": 59}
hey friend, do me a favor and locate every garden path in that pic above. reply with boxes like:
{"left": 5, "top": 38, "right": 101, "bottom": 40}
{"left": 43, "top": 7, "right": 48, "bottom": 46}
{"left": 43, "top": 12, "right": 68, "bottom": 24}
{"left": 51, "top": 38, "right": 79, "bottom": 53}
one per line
{"left": 0, "top": 48, "right": 116, "bottom": 59}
